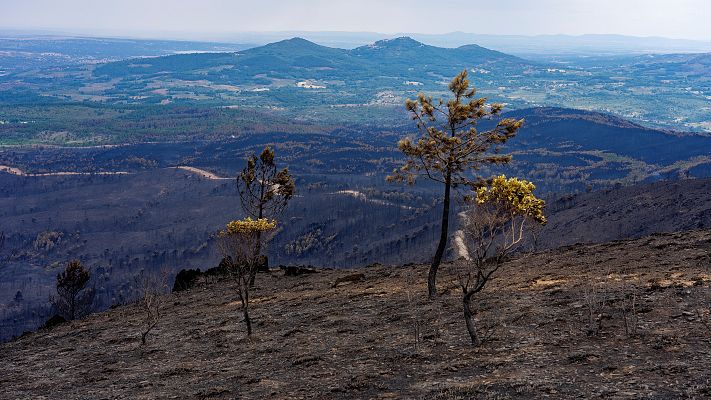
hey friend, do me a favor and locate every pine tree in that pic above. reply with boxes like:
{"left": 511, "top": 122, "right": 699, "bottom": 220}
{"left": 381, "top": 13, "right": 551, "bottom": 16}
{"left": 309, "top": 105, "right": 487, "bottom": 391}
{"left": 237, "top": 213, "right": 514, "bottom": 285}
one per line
{"left": 388, "top": 70, "right": 524, "bottom": 298}
{"left": 54, "top": 260, "right": 92, "bottom": 320}
{"left": 237, "top": 146, "right": 295, "bottom": 285}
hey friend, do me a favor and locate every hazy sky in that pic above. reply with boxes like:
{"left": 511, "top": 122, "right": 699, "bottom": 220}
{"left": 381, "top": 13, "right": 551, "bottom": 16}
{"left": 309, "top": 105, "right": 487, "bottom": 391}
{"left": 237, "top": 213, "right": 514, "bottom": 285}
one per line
{"left": 2, "top": 0, "right": 710, "bottom": 41}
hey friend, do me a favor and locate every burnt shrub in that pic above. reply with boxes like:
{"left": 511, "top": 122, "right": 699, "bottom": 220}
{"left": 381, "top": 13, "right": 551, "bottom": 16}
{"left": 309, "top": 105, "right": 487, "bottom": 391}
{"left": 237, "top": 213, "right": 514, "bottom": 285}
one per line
{"left": 42, "top": 314, "right": 67, "bottom": 330}
{"left": 203, "top": 257, "right": 230, "bottom": 283}
{"left": 172, "top": 268, "right": 202, "bottom": 292}
{"left": 52, "top": 260, "right": 94, "bottom": 320}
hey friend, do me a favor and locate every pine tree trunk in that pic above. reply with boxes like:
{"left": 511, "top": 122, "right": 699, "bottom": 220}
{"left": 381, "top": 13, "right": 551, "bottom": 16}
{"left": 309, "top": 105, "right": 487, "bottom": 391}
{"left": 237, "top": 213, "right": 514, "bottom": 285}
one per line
{"left": 428, "top": 170, "right": 452, "bottom": 299}
{"left": 463, "top": 291, "right": 480, "bottom": 346}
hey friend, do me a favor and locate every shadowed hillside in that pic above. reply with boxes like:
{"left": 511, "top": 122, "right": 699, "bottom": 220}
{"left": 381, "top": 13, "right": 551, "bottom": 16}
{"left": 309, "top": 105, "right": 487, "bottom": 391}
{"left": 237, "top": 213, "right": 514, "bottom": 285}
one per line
{"left": 2, "top": 153, "right": 711, "bottom": 341}
{"left": 2, "top": 229, "right": 710, "bottom": 399}
{"left": 539, "top": 178, "right": 711, "bottom": 249}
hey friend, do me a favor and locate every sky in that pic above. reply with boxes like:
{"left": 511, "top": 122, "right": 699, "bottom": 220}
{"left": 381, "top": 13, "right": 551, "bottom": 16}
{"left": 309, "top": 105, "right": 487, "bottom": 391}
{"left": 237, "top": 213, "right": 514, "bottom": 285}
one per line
{"left": 1, "top": 0, "right": 710, "bottom": 41}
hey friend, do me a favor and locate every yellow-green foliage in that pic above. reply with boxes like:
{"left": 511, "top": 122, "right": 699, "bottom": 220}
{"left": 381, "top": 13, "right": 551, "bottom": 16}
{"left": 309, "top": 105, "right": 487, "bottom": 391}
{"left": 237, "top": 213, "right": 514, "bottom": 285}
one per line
{"left": 476, "top": 175, "right": 547, "bottom": 224}
{"left": 220, "top": 217, "right": 277, "bottom": 236}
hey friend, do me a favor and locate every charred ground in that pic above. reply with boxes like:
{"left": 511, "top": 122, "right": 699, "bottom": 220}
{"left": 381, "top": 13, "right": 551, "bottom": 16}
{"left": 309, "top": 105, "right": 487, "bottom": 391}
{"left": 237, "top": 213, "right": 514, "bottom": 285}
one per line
{"left": 2, "top": 229, "right": 710, "bottom": 399}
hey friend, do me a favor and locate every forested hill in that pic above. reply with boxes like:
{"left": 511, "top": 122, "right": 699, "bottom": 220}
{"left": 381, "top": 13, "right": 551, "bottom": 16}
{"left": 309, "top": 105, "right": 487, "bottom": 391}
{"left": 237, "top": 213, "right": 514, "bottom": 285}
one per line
{"left": 93, "top": 36, "right": 529, "bottom": 81}
{"left": 2, "top": 36, "right": 710, "bottom": 134}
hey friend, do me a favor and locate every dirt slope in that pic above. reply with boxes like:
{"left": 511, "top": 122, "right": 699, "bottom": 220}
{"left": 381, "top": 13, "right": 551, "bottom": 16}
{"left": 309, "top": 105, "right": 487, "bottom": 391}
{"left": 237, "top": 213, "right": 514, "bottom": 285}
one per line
{"left": 2, "top": 230, "right": 711, "bottom": 399}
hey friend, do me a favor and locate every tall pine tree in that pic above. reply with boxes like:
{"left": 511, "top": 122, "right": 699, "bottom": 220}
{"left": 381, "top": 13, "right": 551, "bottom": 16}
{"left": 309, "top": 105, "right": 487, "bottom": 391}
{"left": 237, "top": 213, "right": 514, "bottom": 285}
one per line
{"left": 388, "top": 70, "right": 524, "bottom": 298}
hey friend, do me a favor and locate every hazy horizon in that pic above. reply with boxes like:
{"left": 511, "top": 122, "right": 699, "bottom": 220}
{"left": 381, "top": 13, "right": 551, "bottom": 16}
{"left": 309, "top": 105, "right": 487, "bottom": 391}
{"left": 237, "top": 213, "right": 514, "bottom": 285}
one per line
{"left": 3, "top": 28, "right": 711, "bottom": 43}
{"left": 1, "top": 0, "right": 710, "bottom": 42}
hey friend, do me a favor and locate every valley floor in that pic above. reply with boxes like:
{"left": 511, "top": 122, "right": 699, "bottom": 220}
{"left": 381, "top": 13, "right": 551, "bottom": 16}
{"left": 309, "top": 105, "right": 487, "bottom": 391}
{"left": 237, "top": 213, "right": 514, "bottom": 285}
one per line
{"left": 2, "top": 230, "right": 711, "bottom": 399}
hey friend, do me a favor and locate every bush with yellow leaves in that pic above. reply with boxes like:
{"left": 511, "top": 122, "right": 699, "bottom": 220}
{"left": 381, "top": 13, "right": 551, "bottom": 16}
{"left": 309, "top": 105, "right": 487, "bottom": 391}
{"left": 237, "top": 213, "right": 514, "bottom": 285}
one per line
{"left": 221, "top": 217, "right": 277, "bottom": 236}
{"left": 216, "top": 217, "right": 277, "bottom": 336}
{"left": 475, "top": 175, "right": 547, "bottom": 224}
{"left": 459, "top": 175, "right": 546, "bottom": 345}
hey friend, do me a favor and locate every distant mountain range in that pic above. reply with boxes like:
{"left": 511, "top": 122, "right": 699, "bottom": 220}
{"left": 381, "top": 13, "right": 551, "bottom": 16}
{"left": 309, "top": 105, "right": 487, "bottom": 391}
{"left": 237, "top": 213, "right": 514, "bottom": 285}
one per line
{"left": 185, "top": 31, "right": 711, "bottom": 56}
{"left": 94, "top": 36, "right": 528, "bottom": 83}
{"left": 407, "top": 33, "right": 711, "bottom": 57}
{"left": 0, "top": 35, "right": 251, "bottom": 69}
{"left": 1, "top": 35, "right": 710, "bottom": 137}
{"left": 0, "top": 36, "right": 249, "bottom": 58}
{"left": 31, "top": 29, "right": 705, "bottom": 55}
{"left": 84, "top": 37, "right": 711, "bottom": 133}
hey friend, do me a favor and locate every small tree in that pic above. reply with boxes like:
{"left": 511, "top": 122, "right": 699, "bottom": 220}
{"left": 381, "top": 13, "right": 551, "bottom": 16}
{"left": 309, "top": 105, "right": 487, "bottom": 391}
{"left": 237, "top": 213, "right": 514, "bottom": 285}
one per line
{"left": 237, "top": 146, "right": 295, "bottom": 285}
{"left": 459, "top": 176, "right": 546, "bottom": 345}
{"left": 137, "top": 268, "right": 170, "bottom": 345}
{"left": 216, "top": 218, "right": 277, "bottom": 336}
{"left": 53, "top": 260, "right": 93, "bottom": 321}
{"left": 388, "top": 70, "right": 524, "bottom": 299}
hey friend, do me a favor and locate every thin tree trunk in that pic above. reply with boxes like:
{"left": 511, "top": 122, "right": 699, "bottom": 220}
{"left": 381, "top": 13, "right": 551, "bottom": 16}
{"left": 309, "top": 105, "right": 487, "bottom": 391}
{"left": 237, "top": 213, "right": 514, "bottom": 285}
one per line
{"left": 428, "top": 170, "right": 452, "bottom": 299}
{"left": 240, "top": 279, "right": 252, "bottom": 336}
{"left": 249, "top": 232, "right": 262, "bottom": 287}
{"left": 69, "top": 295, "right": 76, "bottom": 321}
{"left": 141, "top": 321, "right": 156, "bottom": 345}
{"left": 249, "top": 204, "right": 265, "bottom": 287}
{"left": 243, "top": 305, "right": 252, "bottom": 336}
{"left": 463, "top": 291, "right": 480, "bottom": 346}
